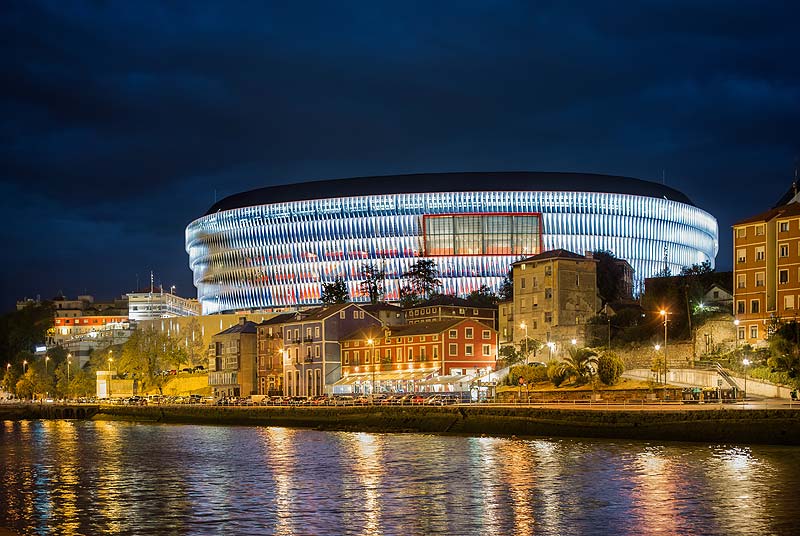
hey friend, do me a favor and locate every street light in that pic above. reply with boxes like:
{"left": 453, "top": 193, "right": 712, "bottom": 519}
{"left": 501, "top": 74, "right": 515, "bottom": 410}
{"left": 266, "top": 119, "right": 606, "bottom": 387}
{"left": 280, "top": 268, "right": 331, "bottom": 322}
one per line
{"left": 23, "top": 360, "right": 28, "bottom": 374}
{"left": 367, "top": 338, "right": 375, "bottom": 401}
{"left": 45, "top": 356, "right": 50, "bottom": 375}
{"left": 571, "top": 339, "right": 577, "bottom": 346}
{"left": 742, "top": 358, "right": 750, "bottom": 405}
{"left": 107, "top": 350, "right": 113, "bottom": 400}
{"left": 659, "top": 310, "right": 669, "bottom": 387}
{"left": 66, "top": 354, "right": 72, "bottom": 399}
{"left": 546, "top": 341, "right": 556, "bottom": 361}
{"left": 733, "top": 319, "right": 740, "bottom": 354}
{"left": 519, "top": 322, "right": 528, "bottom": 362}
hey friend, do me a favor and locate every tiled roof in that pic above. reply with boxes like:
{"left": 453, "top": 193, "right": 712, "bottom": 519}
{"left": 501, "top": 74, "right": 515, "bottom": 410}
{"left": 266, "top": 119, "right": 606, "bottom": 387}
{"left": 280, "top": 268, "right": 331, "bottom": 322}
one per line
{"left": 734, "top": 201, "right": 800, "bottom": 226}
{"left": 341, "top": 318, "right": 481, "bottom": 341}
{"left": 258, "top": 312, "right": 298, "bottom": 326}
{"left": 513, "top": 248, "right": 593, "bottom": 264}
{"left": 215, "top": 320, "right": 258, "bottom": 336}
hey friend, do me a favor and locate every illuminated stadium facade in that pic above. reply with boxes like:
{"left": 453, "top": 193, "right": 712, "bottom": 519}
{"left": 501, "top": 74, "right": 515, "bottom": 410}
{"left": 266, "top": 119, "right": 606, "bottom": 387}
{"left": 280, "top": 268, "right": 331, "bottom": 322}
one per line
{"left": 185, "top": 172, "right": 718, "bottom": 314}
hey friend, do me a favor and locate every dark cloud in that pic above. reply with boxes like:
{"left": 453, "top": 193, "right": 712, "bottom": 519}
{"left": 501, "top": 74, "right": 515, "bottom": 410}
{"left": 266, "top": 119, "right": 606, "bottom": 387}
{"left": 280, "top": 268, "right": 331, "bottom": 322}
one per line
{"left": 1, "top": 0, "right": 798, "bottom": 310}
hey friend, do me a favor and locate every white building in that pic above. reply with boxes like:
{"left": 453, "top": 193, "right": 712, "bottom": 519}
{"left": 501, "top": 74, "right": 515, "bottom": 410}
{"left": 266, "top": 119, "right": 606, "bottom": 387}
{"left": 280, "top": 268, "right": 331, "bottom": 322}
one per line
{"left": 127, "top": 290, "right": 201, "bottom": 321}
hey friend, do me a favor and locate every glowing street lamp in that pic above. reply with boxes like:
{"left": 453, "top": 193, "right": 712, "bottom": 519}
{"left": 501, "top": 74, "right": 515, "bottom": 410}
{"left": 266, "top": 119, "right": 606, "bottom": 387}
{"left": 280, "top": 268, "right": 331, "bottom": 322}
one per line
{"left": 66, "top": 353, "right": 72, "bottom": 399}
{"left": 519, "top": 322, "right": 528, "bottom": 362}
{"left": 571, "top": 339, "right": 577, "bottom": 346}
{"left": 367, "top": 338, "right": 376, "bottom": 401}
{"left": 734, "top": 319, "right": 740, "bottom": 353}
{"left": 23, "top": 360, "right": 28, "bottom": 374}
{"left": 107, "top": 350, "right": 113, "bottom": 400}
{"left": 45, "top": 356, "right": 50, "bottom": 375}
{"left": 546, "top": 341, "right": 556, "bottom": 361}
{"left": 742, "top": 358, "right": 750, "bottom": 405}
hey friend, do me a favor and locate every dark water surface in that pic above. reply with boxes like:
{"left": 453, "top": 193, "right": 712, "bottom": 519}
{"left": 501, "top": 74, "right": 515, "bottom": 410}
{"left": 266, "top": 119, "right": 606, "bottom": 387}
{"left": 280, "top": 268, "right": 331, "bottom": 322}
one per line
{"left": 1, "top": 420, "right": 799, "bottom": 535}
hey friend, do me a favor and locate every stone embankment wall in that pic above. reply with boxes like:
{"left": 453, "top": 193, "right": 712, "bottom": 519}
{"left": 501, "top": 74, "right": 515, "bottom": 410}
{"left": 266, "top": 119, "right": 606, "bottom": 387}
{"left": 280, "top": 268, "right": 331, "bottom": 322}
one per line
{"left": 615, "top": 342, "right": 695, "bottom": 369}
{"left": 625, "top": 368, "right": 793, "bottom": 399}
{"left": 92, "top": 405, "right": 800, "bottom": 445}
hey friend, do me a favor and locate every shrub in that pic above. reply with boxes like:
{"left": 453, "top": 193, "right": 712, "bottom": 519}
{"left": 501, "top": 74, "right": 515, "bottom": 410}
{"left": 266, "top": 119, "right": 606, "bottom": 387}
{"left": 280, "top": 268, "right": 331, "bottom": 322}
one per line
{"left": 597, "top": 352, "right": 624, "bottom": 385}
{"left": 507, "top": 364, "right": 549, "bottom": 386}
{"left": 548, "top": 361, "right": 567, "bottom": 387}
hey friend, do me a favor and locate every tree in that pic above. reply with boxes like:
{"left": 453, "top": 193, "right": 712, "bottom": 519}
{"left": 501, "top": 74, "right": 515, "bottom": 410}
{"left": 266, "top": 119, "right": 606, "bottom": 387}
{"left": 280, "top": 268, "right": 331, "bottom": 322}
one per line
{"left": 768, "top": 321, "right": 800, "bottom": 380}
{"left": 359, "top": 263, "right": 385, "bottom": 304}
{"left": 183, "top": 317, "right": 206, "bottom": 367}
{"left": 593, "top": 250, "right": 625, "bottom": 307}
{"left": 499, "top": 345, "right": 522, "bottom": 366}
{"left": 465, "top": 285, "right": 499, "bottom": 308}
{"left": 321, "top": 277, "right": 350, "bottom": 304}
{"left": 0, "top": 302, "right": 54, "bottom": 370}
{"left": 499, "top": 270, "right": 513, "bottom": 301}
{"left": 402, "top": 260, "right": 442, "bottom": 299}
{"left": 556, "top": 346, "right": 598, "bottom": 385}
{"left": 118, "top": 327, "right": 187, "bottom": 394}
{"left": 597, "top": 351, "right": 624, "bottom": 385}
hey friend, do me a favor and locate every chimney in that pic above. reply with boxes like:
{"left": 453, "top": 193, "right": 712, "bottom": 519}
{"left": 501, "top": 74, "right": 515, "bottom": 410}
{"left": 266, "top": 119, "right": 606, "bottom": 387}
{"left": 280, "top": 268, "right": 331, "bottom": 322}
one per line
{"left": 239, "top": 317, "right": 247, "bottom": 325}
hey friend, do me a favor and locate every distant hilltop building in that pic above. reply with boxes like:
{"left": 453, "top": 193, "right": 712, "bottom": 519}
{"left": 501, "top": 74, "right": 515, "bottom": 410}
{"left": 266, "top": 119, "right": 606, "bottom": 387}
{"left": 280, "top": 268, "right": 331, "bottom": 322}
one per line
{"left": 127, "top": 288, "right": 201, "bottom": 321}
{"left": 185, "top": 171, "right": 719, "bottom": 313}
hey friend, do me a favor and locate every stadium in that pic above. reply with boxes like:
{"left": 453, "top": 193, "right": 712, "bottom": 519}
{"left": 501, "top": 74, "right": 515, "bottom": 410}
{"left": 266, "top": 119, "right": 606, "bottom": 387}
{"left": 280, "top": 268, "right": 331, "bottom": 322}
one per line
{"left": 185, "top": 172, "right": 718, "bottom": 314}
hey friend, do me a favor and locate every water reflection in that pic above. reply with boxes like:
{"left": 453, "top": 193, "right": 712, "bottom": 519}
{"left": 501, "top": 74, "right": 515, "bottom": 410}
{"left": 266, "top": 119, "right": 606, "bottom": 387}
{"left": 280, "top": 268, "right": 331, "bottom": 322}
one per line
{"left": 2, "top": 421, "right": 800, "bottom": 535}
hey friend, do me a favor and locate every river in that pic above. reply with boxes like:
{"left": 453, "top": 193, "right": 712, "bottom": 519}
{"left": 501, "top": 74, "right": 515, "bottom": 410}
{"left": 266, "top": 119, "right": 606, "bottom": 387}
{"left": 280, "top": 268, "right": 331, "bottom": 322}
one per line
{"left": 1, "top": 420, "right": 799, "bottom": 535}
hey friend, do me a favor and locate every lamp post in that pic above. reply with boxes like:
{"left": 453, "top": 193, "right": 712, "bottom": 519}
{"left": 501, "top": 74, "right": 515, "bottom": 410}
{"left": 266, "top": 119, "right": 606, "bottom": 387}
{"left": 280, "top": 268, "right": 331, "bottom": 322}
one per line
{"left": 547, "top": 341, "right": 556, "bottom": 362}
{"left": 733, "top": 319, "right": 740, "bottom": 355}
{"left": 107, "top": 350, "right": 113, "bottom": 400}
{"left": 23, "top": 360, "right": 28, "bottom": 374}
{"left": 742, "top": 358, "right": 750, "bottom": 406}
{"left": 66, "top": 353, "right": 71, "bottom": 400}
{"left": 45, "top": 356, "right": 50, "bottom": 375}
{"left": 659, "top": 310, "right": 669, "bottom": 389}
{"left": 519, "top": 322, "right": 528, "bottom": 362}
{"left": 367, "top": 338, "right": 375, "bottom": 402}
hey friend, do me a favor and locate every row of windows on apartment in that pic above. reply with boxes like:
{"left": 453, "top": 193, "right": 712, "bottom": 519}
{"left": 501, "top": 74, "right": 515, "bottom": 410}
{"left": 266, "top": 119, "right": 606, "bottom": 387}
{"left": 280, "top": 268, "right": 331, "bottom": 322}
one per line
{"left": 737, "top": 268, "right": 800, "bottom": 288}
{"left": 737, "top": 325, "right": 760, "bottom": 339}
{"left": 739, "top": 294, "right": 800, "bottom": 313}
{"left": 519, "top": 264, "right": 552, "bottom": 275}
{"left": 520, "top": 275, "right": 583, "bottom": 289}
{"left": 405, "top": 307, "right": 483, "bottom": 317}
{"left": 737, "top": 243, "right": 800, "bottom": 263}
{"left": 343, "top": 343, "right": 492, "bottom": 364}
{"left": 736, "top": 221, "right": 797, "bottom": 238}
{"left": 345, "top": 328, "right": 491, "bottom": 347}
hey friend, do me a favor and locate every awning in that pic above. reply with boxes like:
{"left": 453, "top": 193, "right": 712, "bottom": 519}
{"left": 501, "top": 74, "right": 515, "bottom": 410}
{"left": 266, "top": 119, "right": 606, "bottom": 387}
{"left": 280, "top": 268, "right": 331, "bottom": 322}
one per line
{"left": 417, "top": 374, "right": 470, "bottom": 386}
{"left": 335, "top": 368, "right": 439, "bottom": 384}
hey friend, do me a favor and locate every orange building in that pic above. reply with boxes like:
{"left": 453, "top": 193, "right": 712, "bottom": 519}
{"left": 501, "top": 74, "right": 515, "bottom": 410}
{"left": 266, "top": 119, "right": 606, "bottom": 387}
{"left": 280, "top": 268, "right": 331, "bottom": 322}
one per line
{"left": 732, "top": 200, "right": 800, "bottom": 346}
{"left": 337, "top": 318, "right": 497, "bottom": 394}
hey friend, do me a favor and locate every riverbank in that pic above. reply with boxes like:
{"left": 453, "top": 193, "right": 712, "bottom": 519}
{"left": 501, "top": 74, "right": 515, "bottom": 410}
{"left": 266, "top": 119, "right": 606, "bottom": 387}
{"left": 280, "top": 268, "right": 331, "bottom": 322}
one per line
{"left": 3, "top": 403, "right": 799, "bottom": 445}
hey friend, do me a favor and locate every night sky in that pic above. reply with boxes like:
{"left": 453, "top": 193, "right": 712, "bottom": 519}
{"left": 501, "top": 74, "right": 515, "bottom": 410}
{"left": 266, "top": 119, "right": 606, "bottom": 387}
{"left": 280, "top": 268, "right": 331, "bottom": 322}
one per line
{"left": 2, "top": 1, "right": 798, "bottom": 312}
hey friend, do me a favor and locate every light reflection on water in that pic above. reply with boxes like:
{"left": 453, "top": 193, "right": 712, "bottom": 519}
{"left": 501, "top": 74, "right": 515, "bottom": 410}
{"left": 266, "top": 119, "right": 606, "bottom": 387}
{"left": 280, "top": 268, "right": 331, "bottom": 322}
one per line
{"left": 1, "top": 420, "right": 799, "bottom": 535}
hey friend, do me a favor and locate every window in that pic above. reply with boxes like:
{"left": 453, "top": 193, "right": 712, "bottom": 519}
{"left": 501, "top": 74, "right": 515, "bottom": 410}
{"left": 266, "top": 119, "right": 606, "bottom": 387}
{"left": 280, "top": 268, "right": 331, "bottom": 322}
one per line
{"left": 780, "top": 270, "right": 789, "bottom": 284}
{"left": 545, "top": 266, "right": 552, "bottom": 276}
{"left": 737, "top": 249, "right": 746, "bottom": 263}
{"left": 315, "top": 345, "right": 320, "bottom": 357}
{"left": 521, "top": 277, "right": 526, "bottom": 289}
{"left": 532, "top": 276, "right": 538, "bottom": 288}
{"left": 365, "top": 353, "right": 371, "bottom": 364}
{"left": 756, "top": 272, "right": 765, "bottom": 287}
{"left": 756, "top": 247, "right": 765, "bottom": 261}
{"left": 736, "top": 227, "right": 746, "bottom": 238}
{"left": 780, "top": 221, "right": 789, "bottom": 232}
{"left": 520, "top": 298, "right": 527, "bottom": 309}
{"left": 545, "top": 288, "right": 553, "bottom": 299}
{"left": 449, "top": 329, "right": 457, "bottom": 338}
{"left": 448, "top": 343, "right": 458, "bottom": 356}
{"left": 306, "top": 327, "right": 312, "bottom": 338}
{"left": 314, "top": 326, "right": 320, "bottom": 337}
{"left": 737, "top": 274, "right": 746, "bottom": 289}
{"left": 344, "top": 352, "right": 350, "bottom": 365}
{"left": 738, "top": 327, "right": 745, "bottom": 340}
{"left": 750, "top": 300, "right": 760, "bottom": 314}
{"left": 520, "top": 263, "right": 526, "bottom": 270}
{"left": 750, "top": 325, "right": 758, "bottom": 338}
{"left": 482, "top": 330, "right": 491, "bottom": 340}
{"left": 713, "top": 291, "right": 719, "bottom": 299}
{"left": 544, "top": 312, "right": 552, "bottom": 323}
{"left": 465, "top": 327, "right": 473, "bottom": 339}
{"left": 386, "top": 348, "right": 391, "bottom": 360}
{"left": 785, "top": 295, "right": 795, "bottom": 310}
{"left": 420, "top": 347, "right": 427, "bottom": 360}
{"left": 354, "top": 351, "right": 360, "bottom": 364}
{"left": 533, "top": 295, "right": 538, "bottom": 307}
{"left": 756, "top": 225, "right": 765, "bottom": 236}
{"left": 407, "top": 348, "right": 413, "bottom": 361}
{"left": 465, "top": 344, "right": 474, "bottom": 356}
{"left": 482, "top": 344, "right": 491, "bottom": 356}
{"left": 737, "top": 301, "right": 745, "bottom": 314}
{"left": 433, "top": 346, "right": 439, "bottom": 359}
{"left": 780, "top": 244, "right": 789, "bottom": 257}
{"left": 340, "top": 311, "right": 346, "bottom": 319}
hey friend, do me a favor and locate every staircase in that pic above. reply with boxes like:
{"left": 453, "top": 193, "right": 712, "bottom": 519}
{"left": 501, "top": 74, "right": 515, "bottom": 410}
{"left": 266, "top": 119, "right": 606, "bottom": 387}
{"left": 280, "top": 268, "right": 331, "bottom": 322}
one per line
{"left": 714, "top": 362, "right": 741, "bottom": 390}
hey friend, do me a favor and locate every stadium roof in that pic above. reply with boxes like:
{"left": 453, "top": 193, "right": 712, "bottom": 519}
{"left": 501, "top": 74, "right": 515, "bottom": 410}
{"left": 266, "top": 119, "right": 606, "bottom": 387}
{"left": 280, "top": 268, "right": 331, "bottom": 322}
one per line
{"left": 204, "top": 171, "right": 694, "bottom": 215}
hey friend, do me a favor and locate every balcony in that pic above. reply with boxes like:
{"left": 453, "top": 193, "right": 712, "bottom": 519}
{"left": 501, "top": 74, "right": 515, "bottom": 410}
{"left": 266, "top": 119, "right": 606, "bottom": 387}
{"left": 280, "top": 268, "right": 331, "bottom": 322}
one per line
{"left": 303, "top": 336, "right": 314, "bottom": 343}
{"left": 304, "top": 356, "right": 314, "bottom": 364}
{"left": 291, "top": 338, "right": 301, "bottom": 344}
